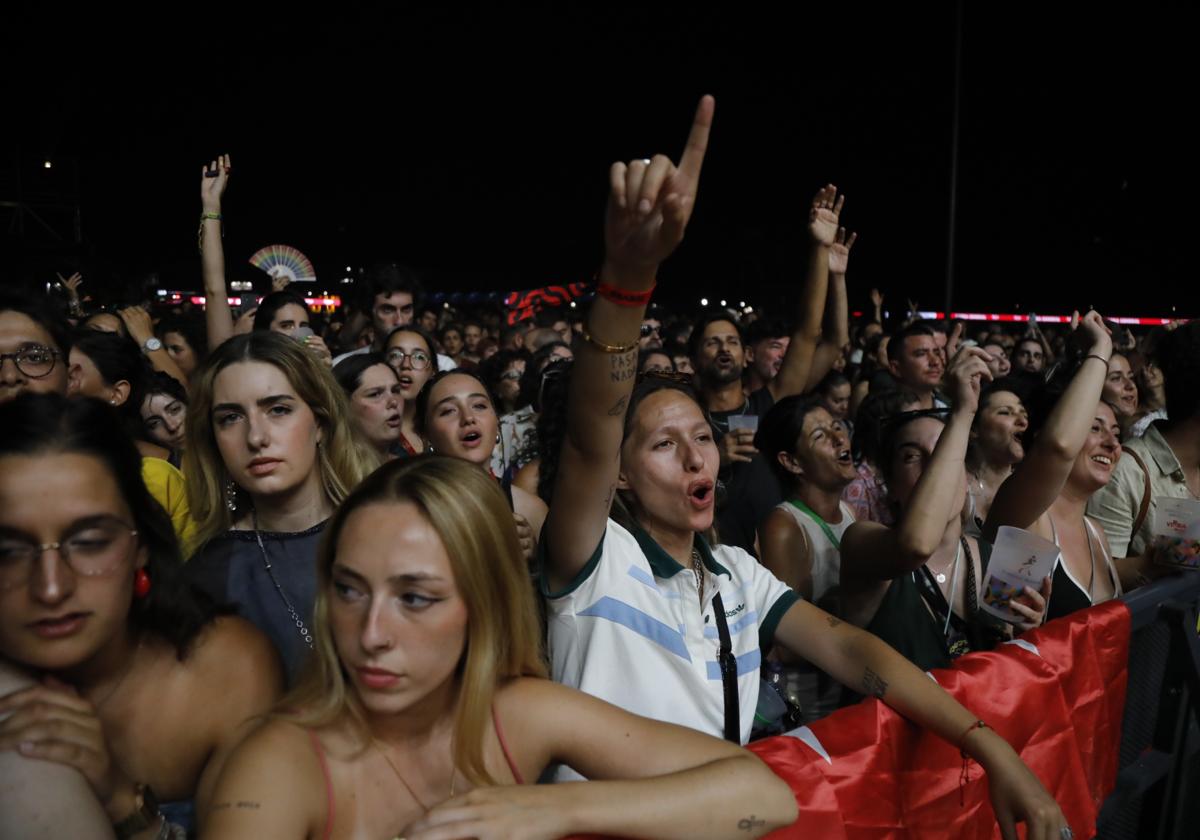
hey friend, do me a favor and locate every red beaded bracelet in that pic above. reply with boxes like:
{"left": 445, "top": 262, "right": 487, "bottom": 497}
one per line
{"left": 596, "top": 282, "right": 655, "bottom": 307}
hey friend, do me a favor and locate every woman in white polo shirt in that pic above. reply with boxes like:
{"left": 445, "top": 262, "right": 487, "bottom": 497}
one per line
{"left": 541, "top": 94, "right": 1068, "bottom": 837}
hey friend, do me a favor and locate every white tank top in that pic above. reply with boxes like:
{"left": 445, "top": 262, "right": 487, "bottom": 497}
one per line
{"left": 775, "top": 499, "right": 856, "bottom": 613}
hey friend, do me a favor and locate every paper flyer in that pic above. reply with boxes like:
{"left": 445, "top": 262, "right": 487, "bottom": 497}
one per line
{"left": 1152, "top": 498, "right": 1200, "bottom": 570}
{"left": 979, "top": 526, "right": 1060, "bottom": 623}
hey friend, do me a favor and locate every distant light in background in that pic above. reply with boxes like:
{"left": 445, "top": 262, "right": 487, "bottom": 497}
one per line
{"left": 700, "top": 298, "right": 708, "bottom": 306}
{"left": 43, "top": 160, "right": 52, "bottom": 169}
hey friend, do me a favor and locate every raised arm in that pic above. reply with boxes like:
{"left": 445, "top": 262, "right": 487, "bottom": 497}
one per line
{"left": 117, "top": 306, "right": 189, "bottom": 390}
{"left": 200, "top": 155, "right": 234, "bottom": 351}
{"left": 773, "top": 600, "right": 1067, "bottom": 840}
{"left": 841, "top": 347, "right": 991, "bottom": 582}
{"left": 544, "top": 96, "right": 713, "bottom": 592}
{"left": 983, "top": 311, "right": 1113, "bottom": 540}
{"left": 805, "top": 227, "right": 855, "bottom": 391}
{"left": 767, "top": 185, "right": 842, "bottom": 401}
{"left": 870, "top": 287, "right": 884, "bottom": 326}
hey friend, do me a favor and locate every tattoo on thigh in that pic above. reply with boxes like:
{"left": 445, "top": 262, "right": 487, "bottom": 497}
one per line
{"left": 738, "top": 815, "right": 766, "bottom": 832}
{"left": 861, "top": 667, "right": 888, "bottom": 698}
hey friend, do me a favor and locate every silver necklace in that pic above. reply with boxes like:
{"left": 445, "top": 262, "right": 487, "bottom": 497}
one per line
{"left": 691, "top": 548, "right": 705, "bottom": 605}
{"left": 252, "top": 512, "right": 315, "bottom": 650}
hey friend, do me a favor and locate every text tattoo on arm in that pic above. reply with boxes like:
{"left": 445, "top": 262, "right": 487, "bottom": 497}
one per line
{"left": 861, "top": 667, "right": 888, "bottom": 699}
{"left": 609, "top": 351, "right": 637, "bottom": 383}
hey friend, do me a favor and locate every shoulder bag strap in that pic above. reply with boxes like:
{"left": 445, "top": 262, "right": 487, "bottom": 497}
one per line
{"left": 710, "top": 592, "right": 741, "bottom": 744}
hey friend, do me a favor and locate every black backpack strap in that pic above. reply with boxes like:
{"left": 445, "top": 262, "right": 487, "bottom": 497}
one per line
{"left": 711, "top": 592, "right": 741, "bottom": 744}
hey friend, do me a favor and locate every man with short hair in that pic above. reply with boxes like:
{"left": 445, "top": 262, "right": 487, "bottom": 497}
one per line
{"left": 689, "top": 184, "right": 848, "bottom": 552}
{"left": 0, "top": 294, "right": 72, "bottom": 404}
{"left": 885, "top": 321, "right": 947, "bottom": 410}
{"left": 742, "top": 319, "right": 790, "bottom": 395}
{"left": 639, "top": 305, "right": 665, "bottom": 350}
{"left": 333, "top": 262, "right": 451, "bottom": 369}
{"left": 1012, "top": 337, "right": 1046, "bottom": 374}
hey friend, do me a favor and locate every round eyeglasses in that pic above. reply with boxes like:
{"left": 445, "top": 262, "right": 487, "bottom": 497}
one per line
{"left": 386, "top": 349, "right": 432, "bottom": 370}
{"left": 0, "top": 520, "right": 139, "bottom": 592}
{"left": 0, "top": 346, "right": 60, "bottom": 379}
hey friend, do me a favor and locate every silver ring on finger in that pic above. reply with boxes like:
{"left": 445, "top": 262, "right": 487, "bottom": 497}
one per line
{"left": 1060, "top": 828, "right": 1073, "bottom": 840}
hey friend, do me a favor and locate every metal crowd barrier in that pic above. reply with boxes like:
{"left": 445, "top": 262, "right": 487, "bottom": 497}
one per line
{"left": 1097, "top": 573, "right": 1200, "bottom": 840}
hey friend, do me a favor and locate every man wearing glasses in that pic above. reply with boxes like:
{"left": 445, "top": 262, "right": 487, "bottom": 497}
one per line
{"left": 0, "top": 294, "right": 72, "bottom": 405}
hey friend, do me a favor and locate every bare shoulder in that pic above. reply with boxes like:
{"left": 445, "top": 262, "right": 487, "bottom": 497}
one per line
{"left": 189, "top": 616, "right": 284, "bottom": 681}
{"left": 168, "top": 616, "right": 284, "bottom": 721}
{"left": 201, "top": 718, "right": 326, "bottom": 833}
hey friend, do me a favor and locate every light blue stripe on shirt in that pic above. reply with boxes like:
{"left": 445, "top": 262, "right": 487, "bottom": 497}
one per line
{"left": 626, "top": 564, "right": 682, "bottom": 599}
{"left": 703, "top": 611, "right": 759, "bottom": 640}
{"left": 706, "top": 648, "right": 762, "bottom": 680}
{"left": 578, "top": 596, "right": 692, "bottom": 662}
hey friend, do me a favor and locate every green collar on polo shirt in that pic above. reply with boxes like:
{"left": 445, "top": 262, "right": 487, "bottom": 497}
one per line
{"left": 632, "top": 526, "right": 731, "bottom": 580}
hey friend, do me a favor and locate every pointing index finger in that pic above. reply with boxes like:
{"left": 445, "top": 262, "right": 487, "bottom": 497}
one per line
{"left": 677, "top": 95, "right": 714, "bottom": 182}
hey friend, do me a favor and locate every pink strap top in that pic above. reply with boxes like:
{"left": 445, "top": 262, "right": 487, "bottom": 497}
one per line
{"left": 307, "top": 705, "right": 524, "bottom": 840}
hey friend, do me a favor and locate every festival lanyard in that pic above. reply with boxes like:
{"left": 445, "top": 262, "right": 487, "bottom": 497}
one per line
{"left": 788, "top": 499, "right": 841, "bottom": 549}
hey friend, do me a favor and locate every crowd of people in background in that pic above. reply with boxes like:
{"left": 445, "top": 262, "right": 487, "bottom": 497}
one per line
{"left": 2, "top": 95, "right": 1196, "bottom": 840}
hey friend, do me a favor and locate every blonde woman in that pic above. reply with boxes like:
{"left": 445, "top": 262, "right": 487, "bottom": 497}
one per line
{"left": 200, "top": 457, "right": 796, "bottom": 839}
{"left": 183, "top": 332, "right": 378, "bottom": 683}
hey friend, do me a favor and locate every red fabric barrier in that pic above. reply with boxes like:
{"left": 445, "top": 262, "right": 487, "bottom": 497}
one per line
{"left": 750, "top": 600, "right": 1131, "bottom": 839}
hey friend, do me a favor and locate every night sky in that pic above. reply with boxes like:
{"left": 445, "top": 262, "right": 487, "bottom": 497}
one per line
{"left": 5, "top": 6, "right": 1191, "bottom": 318}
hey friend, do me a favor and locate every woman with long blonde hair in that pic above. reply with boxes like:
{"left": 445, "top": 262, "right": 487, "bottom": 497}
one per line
{"left": 201, "top": 456, "right": 796, "bottom": 839}
{"left": 184, "top": 332, "right": 378, "bottom": 682}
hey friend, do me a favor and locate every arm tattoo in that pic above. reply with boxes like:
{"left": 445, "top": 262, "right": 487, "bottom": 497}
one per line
{"left": 607, "top": 395, "right": 628, "bottom": 416}
{"left": 826, "top": 615, "right": 842, "bottom": 628}
{"left": 609, "top": 351, "right": 637, "bottom": 382}
{"left": 738, "top": 816, "right": 766, "bottom": 832}
{"left": 861, "top": 667, "right": 888, "bottom": 698}
{"left": 209, "top": 801, "right": 262, "bottom": 812}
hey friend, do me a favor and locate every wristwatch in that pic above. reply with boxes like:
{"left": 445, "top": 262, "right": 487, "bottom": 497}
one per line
{"left": 113, "top": 782, "right": 162, "bottom": 839}
{"left": 142, "top": 337, "right": 163, "bottom": 354}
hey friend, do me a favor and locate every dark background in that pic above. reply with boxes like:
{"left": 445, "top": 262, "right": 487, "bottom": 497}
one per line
{"left": 3, "top": 5, "right": 1191, "bottom": 317}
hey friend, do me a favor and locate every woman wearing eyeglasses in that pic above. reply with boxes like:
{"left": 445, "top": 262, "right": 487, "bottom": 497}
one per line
{"left": 541, "top": 96, "right": 1068, "bottom": 836}
{"left": 0, "top": 293, "right": 73, "bottom": 406}
{"left": 384, "top": 325, "right": 440, "bottom": 457}
{"left": 0, "top": 393, "right": 282, "bottom": 839}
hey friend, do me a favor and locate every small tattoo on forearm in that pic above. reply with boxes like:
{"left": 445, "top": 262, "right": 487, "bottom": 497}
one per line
{"left": 826, "top": 615, "right": 842, "bottom": 628}
{"left": 738, "top": 815, "right": 766, "bottom": 831}
{"left": 862, "top": 667, "right": 888, "bottom": 698}
{"left": 210, "top": 801, "right": 261, "bottom": 812}
{"left": 607, "top": 395, "right": 628, "bottom": 416}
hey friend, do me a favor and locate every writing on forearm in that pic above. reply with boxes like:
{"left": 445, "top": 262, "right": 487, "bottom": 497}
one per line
{"left": 861, "top": 667, "right": 888, "bottom": 698}
{"left": 738, "top": 816, "right": 766, "bottom": 832}
{"left": 607, "top": 395, "right": 628, "bottom": 416}
{"left": 209, "top": 801, "right": 261, "bottom": 812}
{"left": 609, "top": 351, "right": 637, "bottom": 383}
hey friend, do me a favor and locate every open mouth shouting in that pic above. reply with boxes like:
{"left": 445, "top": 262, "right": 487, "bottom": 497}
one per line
{"left": 688, "top": 478, "right": 715, "bottom": 510}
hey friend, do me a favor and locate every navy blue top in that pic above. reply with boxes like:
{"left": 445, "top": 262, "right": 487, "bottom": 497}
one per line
{"left": 186, "top": 523, "right": 325, "bottom": 685}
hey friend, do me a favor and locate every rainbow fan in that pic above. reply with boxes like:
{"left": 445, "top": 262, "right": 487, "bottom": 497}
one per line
{"left": 248, "top": 244, "right": 317, "bottom": 284}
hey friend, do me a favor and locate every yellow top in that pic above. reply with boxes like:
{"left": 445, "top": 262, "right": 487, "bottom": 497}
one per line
{"left": 140, "top": 457, "right": 199, "bottom": 559}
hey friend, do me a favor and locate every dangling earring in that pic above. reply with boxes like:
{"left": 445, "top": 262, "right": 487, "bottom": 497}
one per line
{"left": 226, "top": 479, "right": 239, "bottom": 513}
{"left": 133, "top": 568, "right": 151, "bottom": 599}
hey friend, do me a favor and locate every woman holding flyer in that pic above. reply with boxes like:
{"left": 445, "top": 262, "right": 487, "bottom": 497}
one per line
{"left": 839, "top": 348, "right": 1050, "bottom": 673}
{"left": 984, "top": 312, "right": 1165, "bottom": 620}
